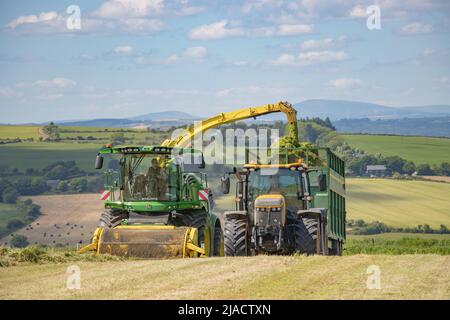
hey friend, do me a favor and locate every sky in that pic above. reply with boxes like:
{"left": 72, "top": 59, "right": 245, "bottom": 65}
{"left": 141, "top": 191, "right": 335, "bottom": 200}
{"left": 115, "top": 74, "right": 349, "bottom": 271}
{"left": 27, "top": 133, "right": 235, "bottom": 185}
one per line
{"left": 0, "top": 0, "right": 449, "bottom": 123}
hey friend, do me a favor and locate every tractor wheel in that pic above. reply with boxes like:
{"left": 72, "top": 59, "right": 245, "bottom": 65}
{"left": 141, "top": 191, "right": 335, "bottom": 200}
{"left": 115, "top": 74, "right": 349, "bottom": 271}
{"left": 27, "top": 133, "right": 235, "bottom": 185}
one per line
{"left": 224, "top": 215, "right": 248, "bottom": 256}
{"left": 213, "top": 223, "right": 224, "bottom": 256}
{"left": 99, "top": 209, "right": 128, "bottom": 228}
{"left": 178, "top": 211, "right": 209, "bottom": 256}
{"left": 294, "top": 217, "right": 318, "bottom": 254}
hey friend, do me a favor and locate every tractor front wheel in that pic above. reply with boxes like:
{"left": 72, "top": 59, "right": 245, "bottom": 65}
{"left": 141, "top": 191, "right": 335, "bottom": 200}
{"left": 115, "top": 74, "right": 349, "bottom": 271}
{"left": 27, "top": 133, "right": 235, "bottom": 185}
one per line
{"left": 294, "top": 217, "right": 317, "bottom": 254}
{"left": 224, "top": 213, "right": 248, "bottom": 256}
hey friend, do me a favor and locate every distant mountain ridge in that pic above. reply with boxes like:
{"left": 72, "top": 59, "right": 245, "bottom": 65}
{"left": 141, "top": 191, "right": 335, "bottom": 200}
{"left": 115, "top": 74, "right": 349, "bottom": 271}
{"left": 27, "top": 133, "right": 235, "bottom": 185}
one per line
{"left": 50, "top": 100, "right": 450, "bottom": 129}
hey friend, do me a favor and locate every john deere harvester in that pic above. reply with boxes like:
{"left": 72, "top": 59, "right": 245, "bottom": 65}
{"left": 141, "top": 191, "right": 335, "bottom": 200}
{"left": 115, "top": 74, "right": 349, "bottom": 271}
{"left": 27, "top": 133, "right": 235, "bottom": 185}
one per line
{"left": 79, "top": 145, "right": 223, "bottom": 258}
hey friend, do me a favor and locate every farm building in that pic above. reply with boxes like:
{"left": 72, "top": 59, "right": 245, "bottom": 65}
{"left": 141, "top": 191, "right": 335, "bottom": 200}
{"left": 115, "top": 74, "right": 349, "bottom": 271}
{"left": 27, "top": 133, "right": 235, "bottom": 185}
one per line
{"left": 366, "top": 165, "right": 387, "bottom": 177}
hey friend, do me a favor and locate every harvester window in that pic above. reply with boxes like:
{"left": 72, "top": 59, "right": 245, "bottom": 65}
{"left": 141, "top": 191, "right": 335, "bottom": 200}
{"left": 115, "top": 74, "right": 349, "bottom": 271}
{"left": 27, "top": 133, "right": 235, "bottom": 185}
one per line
{"left": 123, "top": 154, "right": 175, "bottom": 201}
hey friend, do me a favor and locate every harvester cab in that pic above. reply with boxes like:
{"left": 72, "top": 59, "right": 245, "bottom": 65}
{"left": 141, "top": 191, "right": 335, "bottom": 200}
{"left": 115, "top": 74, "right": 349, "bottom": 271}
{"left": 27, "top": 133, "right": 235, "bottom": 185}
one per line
{"left": 79, "top": 144, "right": 223, "bottom": 259}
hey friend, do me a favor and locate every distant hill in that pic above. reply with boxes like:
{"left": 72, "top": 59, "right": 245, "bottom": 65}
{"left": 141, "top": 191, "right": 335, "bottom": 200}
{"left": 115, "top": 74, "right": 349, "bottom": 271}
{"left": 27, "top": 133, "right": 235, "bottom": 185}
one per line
{"left": 334, "top": 117, "right": 450, "bottom": 137}
{"left": 50, "top": 100, "right": 450, "bottom": 133}
{"left": 57, "top": 111, "right": 200, "bottom": 127}
{"left": 293, "top": 100, "right": 450, "bottom": 120}
{"left": 129, "top": 111, "right": 198, "bottom": 121}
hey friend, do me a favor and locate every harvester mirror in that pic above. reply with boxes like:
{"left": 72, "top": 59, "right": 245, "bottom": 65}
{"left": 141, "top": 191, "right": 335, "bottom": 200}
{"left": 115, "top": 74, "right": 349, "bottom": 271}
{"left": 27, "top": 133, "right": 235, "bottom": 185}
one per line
{"left": 318, "top": 173, "right": 327, "bottom": 191}
{"left": 198, "top": 154, "right": 206, "bottom": 169}
{"left": 221, "top": 176, "right": 230, "bottom": 194}
{"left": 95, "top": 155, "right": 104, "bottom": 170}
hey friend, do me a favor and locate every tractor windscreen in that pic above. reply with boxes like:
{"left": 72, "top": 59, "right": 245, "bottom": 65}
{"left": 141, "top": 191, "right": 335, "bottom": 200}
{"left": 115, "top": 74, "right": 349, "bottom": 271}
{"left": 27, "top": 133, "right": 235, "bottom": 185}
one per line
{"left": 248, "top": 168, "right": 304, "bottom": 199}
{"left": 123, "top": 153, "right": 178, "bottom": 201}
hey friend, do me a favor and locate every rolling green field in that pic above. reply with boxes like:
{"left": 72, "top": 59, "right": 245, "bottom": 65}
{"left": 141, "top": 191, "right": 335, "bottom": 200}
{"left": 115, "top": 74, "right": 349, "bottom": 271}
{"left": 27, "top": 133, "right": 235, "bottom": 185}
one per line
{"left": 0, "top": 126, "right": 41, "bottom": 140}
{"left": 0, "top": 142, "right": 100, "bottom": 172}
{"left": 0, "top": 125, "right": 171, "bottom": 172}
{"left": 342, "top": 134, "right": 450, "bottom": 165}
{"left": 347, "top": 178, "right": 450, "bottom": 228}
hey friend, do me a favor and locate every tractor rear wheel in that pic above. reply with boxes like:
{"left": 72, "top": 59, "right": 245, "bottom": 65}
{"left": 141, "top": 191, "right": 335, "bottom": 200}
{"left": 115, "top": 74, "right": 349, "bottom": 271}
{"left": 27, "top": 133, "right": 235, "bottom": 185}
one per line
{"left": 224, "top": 214, "right": 248, "bottom": 256}
{"left": 294, "top": 217, "right": 318, "bottom": 254}
{"left": 99, "top": 209, "right": 129, "bottom": 228}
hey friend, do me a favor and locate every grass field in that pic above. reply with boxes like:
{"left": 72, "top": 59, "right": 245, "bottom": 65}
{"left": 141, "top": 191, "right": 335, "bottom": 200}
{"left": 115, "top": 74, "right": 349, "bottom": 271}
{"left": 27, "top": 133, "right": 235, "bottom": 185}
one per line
{"left": 0, "top": 125, "right": 171, "bottom": 172}
{"left": 0, "top": 254, "right": 448, "bottom": 299}
{"left": 0, "top": 126, "right": 41, "bottom": 140}
{"left": 0, "top": 142, "right": 100, "bottom": 172}
{"left": 342, "top": 134, "right": 450, "bottom": 165}
{"left": 0, "top": 203, "right": 30, "bottom": 238}
{"left": 347, "top": 178, "right": 450, "bottom": 228}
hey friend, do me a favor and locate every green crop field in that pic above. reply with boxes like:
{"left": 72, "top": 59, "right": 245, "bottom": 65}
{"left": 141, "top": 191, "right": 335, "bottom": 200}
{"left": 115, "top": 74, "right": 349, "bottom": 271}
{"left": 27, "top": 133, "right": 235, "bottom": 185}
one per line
{"left": 347, "top": 178, "right": 450, "bottom": 228}
{"left": 342, "top": 134, "right": 450, "bottom": 165}
{"left": 0, "top": 126, "right": 41, "bottom": 140}
{"left": 0, "top": 142, "right": 100, "bottom": 172}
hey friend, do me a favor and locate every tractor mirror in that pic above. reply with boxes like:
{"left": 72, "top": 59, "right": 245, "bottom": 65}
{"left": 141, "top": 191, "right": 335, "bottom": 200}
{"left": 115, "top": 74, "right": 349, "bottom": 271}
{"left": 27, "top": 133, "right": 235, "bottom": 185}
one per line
{"left": 95, "top": 155, "right": 104, "bottom": 170}
{"left": 318, "top": 173, "right": 327, "bottom": 191}
{"left": 221, "top": 176, "right": 230, "bottom": 194}
{"left": 198, "top": 154, "right": 206, "bottom": 169}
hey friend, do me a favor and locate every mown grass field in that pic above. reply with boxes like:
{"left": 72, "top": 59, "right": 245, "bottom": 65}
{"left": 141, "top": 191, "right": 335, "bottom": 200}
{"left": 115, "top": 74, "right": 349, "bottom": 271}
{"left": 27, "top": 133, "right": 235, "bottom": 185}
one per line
{"left": 0, "top": 254, "right": 448, "bottom": 299}
{"left": 346, "top": 178, "right": 450, "bottom": 228}
{"left": 342, "top": 134, "right": 450, "bottom": 165}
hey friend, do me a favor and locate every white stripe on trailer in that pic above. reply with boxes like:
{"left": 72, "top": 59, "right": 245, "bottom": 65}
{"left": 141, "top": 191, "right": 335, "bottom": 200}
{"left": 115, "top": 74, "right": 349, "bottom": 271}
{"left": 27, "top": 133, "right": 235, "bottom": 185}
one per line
{"left": 101, "top": 190, "right": 111, "bottom": 200}
{"left": 198, "top": 189, "right": 209, "bottom": 201}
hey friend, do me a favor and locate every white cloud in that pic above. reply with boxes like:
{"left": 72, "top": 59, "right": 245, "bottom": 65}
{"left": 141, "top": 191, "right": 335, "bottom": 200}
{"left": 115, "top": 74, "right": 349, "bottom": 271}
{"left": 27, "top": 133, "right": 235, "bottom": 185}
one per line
{"left": 7, "top": 11, "right": 59, "bottom": 28}
{"left": 348, "top": 5, "right": 367, "bottom": 18}
{"left": 114, "top": 45, "right": 134, "bottom": 55}
{"left": 189, "top": 20, "right": 244, "bottom": 40}
{"left": 181, "top": 46, "right": 208, "bottom": 59}
{"left": 328, "top": 78, "right": 362, "bottom": 89}
{"left": 92, "top": 0, "right": 165, "bottom": 18}
{"left": 135, "top": 46, "right": 208, "bottom": 65}
{"left": 0, "top": 87, "right": 22, "bottom": 98}
{"left": 17, "top": 78, "right": 77, "bottom": 89}
{"left": 165, "top": 46, "right": 208, "bottom": 64}
{"left": 276, "top": 24, "right": 314, "bottom": 36}
{"left": 300, "top": 36, "right": 348, "bottom": 50}
{"left": 273, "top": 51, "right": 348, "bottom": 66}
{"left": 190, "top": 20, "right": 313, "bottom": 40}
{"left": 399, "top": 22, "right": 433, "bottom": 35}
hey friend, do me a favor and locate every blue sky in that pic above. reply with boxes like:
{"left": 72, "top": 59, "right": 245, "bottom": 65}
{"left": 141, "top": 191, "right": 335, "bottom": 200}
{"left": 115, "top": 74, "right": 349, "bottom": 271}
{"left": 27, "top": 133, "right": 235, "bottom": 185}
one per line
{"left": 0, "top": 0, "right": 449, "bottom": 123}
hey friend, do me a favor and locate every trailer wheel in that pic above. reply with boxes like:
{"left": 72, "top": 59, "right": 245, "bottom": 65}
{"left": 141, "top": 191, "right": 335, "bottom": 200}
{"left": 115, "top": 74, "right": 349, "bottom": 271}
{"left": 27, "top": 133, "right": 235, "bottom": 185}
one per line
{"left": 99, "top": 209, "right": 129, "bottom": 228}
{"left": 224, "top": 215, "right": 248, "bottom": 256}
{"left": 294, "top": 217, "right": 318, "bottom": 254}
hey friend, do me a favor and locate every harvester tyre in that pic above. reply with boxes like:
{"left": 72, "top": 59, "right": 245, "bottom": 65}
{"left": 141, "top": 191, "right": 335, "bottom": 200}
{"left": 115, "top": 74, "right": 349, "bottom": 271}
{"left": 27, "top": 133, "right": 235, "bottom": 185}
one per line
{"left": 213, "top": 223, "right": 224, "bottom": 256}
{"left": 224, "top": 215, "right": 247, "bottom": 256}
{"left": 294, "top": 217, "right": 318, "bottom": 254}
{"left": 99, "top": 209, "right": 129, "bottom": 228}
{"left": 177, "top": 211, "right": 209, "bottom": 255}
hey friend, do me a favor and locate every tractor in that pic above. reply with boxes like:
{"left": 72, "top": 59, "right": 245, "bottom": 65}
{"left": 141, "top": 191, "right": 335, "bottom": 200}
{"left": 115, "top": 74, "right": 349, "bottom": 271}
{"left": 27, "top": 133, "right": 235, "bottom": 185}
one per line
{"left": 221, "top": 148, "right": 346, "bottom": 256}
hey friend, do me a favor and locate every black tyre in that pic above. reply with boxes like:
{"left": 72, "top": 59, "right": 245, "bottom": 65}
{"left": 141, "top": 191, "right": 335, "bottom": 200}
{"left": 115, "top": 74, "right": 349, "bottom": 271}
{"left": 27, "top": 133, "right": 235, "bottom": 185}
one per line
{"left": 99, "top": 209, "right": 128, "bottom": 228}
{"left": 178, "top": 211, "right": 209, "bottom": 252}
{"left": 213, "top": 223, "right": 224, "bottom": 256}
{"left": 331, "top": 239, "right": 343, "bottom": 256}
{"left": 224, "top": 215, "right": 247, "bottom": 256}
{"left": 294, "top": 217, "right": 318, "bottom": 254}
